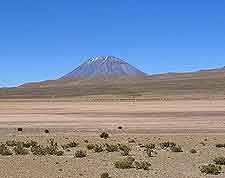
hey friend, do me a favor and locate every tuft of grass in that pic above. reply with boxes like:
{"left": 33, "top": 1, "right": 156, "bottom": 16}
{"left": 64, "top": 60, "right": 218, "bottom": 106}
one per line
{"left": 118, "top": 144, "right": 130, "bottom": 156}
{"left": 62, "top": 141, "right": 78, "bottom": 150}
{"left": 135, "top": 161, "right": 151, "bottom": 170}
{"left": 200, "top": 164, "right": 222, "bottom": 175}
{"left": 75, "top": 150, "right": 87, "bottom": 158}
{"left": 0, "top": 144, "right": 13, "bottom": 156}
{"left": 170, "top": 145, "right": 183, "bottom": 152}
{"left": 105, "top": 144, "right": 118, "bottom": 152}
{"left": 213, "top": 157, "right": 225, "bottom": 165}
{"left": 13, "top": 143, "right": 29, "bottom": 155}
{"left": 100, "top": 132, "right": 109, "bottom": 139}
{"left": 114, "top": 157, "right": 135, "bottom": 169}
{"left": 31, "top": 145, "right": 47, "bottom": 156}
{"left": 93, "top": 144, "right": 104, "bottom": 153}
{"left": 6, "top": 140, "right": 17, "bottom": 147}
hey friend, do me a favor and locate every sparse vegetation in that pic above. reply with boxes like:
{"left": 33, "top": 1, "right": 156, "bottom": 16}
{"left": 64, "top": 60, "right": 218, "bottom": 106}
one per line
{"left": 213, "top": 157, "right": 225, "bottom": 165}
{"left": 200, "top": 164, "right": 222, "bottom": 175}
{"left": 75, "top": 150, "right": 87, "bottom": 158}
{"left": 114, "top": 157, "right": 135, "bottom": 169}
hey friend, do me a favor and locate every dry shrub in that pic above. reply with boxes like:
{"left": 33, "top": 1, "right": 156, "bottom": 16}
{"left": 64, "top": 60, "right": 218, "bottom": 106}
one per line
{"left": 0, "top": 144, "right": 13, "bottom": 156}
{"left": 118, "top": 144, "right": 130, "bottom": 156}
{"left": 75, "top": 150, "right": 87, "bottom": 158}
{"left": 105, "top": 144, "right": 118, "bottom": 152}
{"left": 114, "top": 157, "right": 135, "bottom": 169}
{"left": 94, "top": 144, "right": 104, "bottom": 153}
{"left": 100, "top": 132, "right": 109, "bottom": 139}
{"left": 135, "top": 161, "right": 151, "bottom": 170}
{"left": 200, "top": 164, "right": 221, "bottom": 175}
{"left": 213, "top": 157, "right": 225, "bottom": 165}
{"left": 13, "top": 143, "right": 29, "bottom": 155}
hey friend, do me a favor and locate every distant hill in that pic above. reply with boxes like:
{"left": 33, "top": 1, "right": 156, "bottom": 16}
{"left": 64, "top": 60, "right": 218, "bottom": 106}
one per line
{"left": 61, "top": 56, "right": 146, "bottom": 79}
{"left": 0, "top": 57, "right": 224, "bottom": 100}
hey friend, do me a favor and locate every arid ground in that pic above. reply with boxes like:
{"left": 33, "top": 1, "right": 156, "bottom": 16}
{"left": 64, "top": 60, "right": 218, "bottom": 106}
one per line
{"left": 1, "top": 100, "right": 225, "bottom": 178}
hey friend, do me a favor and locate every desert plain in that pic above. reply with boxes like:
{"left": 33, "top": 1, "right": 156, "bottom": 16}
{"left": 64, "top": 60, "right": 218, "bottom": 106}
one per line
{"left": 0, "top": 99, "right": 225, "bottom": 178}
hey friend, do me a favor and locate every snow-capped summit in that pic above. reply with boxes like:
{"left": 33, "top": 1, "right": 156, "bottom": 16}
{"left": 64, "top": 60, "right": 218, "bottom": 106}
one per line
{"left": 62, "top": 56, "right": 146, "bottom": 79}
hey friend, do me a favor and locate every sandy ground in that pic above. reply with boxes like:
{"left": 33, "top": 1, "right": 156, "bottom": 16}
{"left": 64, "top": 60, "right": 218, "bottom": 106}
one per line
{"left": 1, "top": 134, "right": 225, "bottom": 178}
{"left": 1, "top": 100, "right": 225, "bottom": 178}
{"left": 0, "top": 100, "right": 225, "bottom": 135}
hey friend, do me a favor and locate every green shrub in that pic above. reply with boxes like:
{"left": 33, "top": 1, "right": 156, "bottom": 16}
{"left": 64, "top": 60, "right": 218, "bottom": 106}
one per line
{"left": 200, "top": 164, "right": 221, "bottom": 175}
{"left": 114, "top": 157, "right": 135, "bottom": 169}
{"left": 100, "top": 132, "right": 109, "bottom": 139}
{"left": 75, "top": 150, "right": 87, "bottom": 158}
{"left": 94, "top": 144, "right": 104, "bottom": 153}
{"left": 13, "top": 144, "right": 29, "bottom": 155}
{"left": 0, "top": 144, "right": 13, "bottom": 156}
{"left": 170, "top": 145, "right": 183, "bottom": 152}
{"left": 135, "top": 161, "right": 151, "bottom": 170}
{"left": 105, "top": 144, "right": 118, "bottom": 152}
{"left": 213, "top": 157, "right": 225, "bottom": 165}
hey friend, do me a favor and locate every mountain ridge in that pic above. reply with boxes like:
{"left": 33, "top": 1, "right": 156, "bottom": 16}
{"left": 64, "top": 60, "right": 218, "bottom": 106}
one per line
{"left": 61, "top": 56, "right": 146, "bottom": 79}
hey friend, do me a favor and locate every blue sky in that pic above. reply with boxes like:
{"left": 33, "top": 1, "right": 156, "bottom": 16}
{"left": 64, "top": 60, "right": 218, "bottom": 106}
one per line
{"left": 0, "top": 0, "right": 224, "bottom": 87}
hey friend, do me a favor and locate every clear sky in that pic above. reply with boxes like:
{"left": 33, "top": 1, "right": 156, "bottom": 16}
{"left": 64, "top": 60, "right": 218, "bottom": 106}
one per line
{"left": 0, "top": 0, "right": 224, "bottom": 87}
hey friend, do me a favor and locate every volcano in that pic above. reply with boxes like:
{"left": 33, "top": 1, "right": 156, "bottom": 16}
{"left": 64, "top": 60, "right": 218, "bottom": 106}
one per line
{"left": 61, "top": 56, "right": 146, "bottom": 79}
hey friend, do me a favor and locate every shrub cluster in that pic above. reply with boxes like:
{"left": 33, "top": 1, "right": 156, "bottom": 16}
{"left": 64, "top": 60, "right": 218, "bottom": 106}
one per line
{"left": 200, "top": 164, "right": 222, "bottom": 175}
